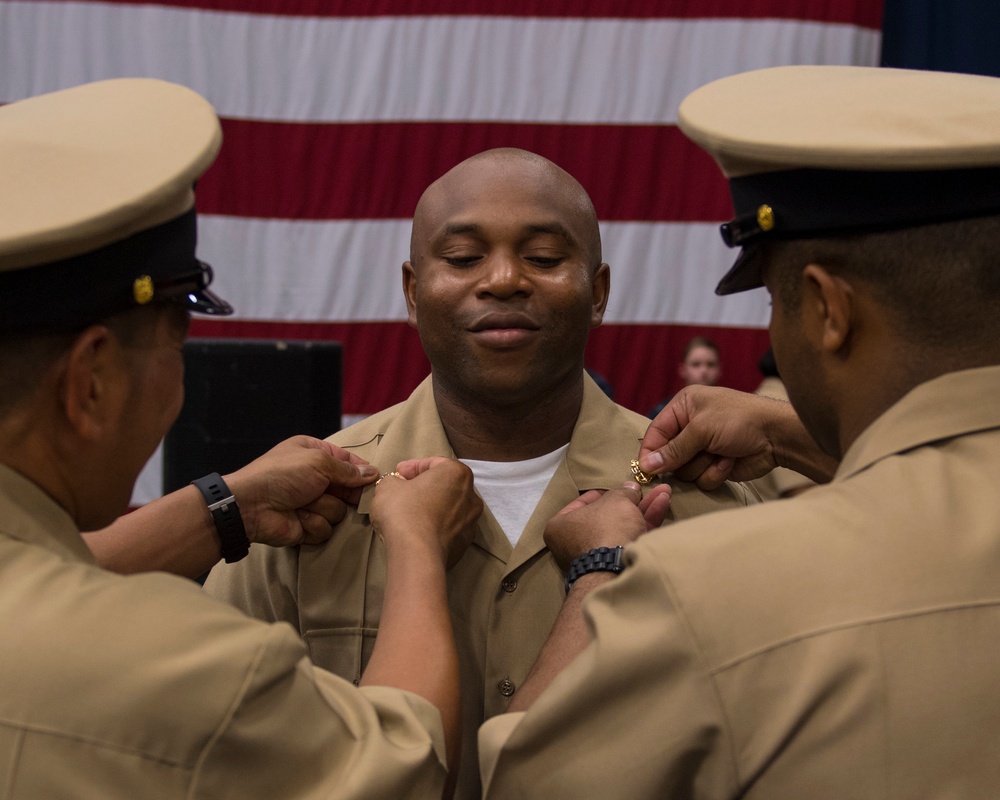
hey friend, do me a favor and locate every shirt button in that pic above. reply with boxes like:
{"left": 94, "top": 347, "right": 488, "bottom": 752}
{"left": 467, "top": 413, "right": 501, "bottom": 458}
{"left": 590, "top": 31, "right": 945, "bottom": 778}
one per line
{"left": 498, "top": 678, "right": 516, "bottom": 697}
{"left": 501, "top": 578, "right": 517, "bottom": 593}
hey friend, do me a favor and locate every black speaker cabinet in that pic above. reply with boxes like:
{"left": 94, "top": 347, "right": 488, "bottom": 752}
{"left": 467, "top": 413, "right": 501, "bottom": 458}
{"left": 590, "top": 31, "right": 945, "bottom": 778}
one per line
{"left": 162, "top": 339, "right": 342, "bottom": 494}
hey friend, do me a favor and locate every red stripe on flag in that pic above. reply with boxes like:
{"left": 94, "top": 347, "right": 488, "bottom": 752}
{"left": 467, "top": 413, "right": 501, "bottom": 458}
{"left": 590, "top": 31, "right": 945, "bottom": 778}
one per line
{"left": 198, "top": 121, "right": 733, "bottom": 222}
{"left": 189, "top": 319, "right": 770, "bottom": 417}
{"left": 65, "top": 0, "right": 883, "bottom": 27}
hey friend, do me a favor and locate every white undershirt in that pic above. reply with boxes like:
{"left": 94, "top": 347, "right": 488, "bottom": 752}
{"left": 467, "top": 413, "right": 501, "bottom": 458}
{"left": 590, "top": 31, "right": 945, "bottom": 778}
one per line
{"left": 460, "top": 444, "right": 569, "bottom": 547}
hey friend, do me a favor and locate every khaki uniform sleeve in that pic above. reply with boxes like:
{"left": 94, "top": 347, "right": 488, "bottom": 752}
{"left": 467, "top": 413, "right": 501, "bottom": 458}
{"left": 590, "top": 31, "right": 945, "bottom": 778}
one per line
{"left": 667, "top": 475, "right": 760, "bottom": 523}
{"left": 193, "top": 625, "right": 446, "bottom": 799}
{"left": 201, "top": 418, "right": 385, "bottom": 627}
{"left": 481, "top": 545, "right": 739, "bottom": 799}
{"left": 478, "top": 711, "right": 526, "bottom": 790}
{"left": 203, "top": 538, "right": 301, "bottom": 630}
{"left": 749, "top": 466, "right": 816, "bottom": 501}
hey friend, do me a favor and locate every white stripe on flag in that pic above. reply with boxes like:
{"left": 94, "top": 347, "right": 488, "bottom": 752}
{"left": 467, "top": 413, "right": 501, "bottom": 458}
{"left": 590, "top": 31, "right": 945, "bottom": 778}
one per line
{"left": 199, "top": 215, "right": 770, "bottom": 327}
{"left": 1, "top": 2, "right": 880, "bottom": 122}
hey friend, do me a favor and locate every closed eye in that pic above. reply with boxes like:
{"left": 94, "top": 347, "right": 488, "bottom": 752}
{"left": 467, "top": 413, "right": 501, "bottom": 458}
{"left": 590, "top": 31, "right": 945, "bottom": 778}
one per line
{"left": 444, "top": 255, "right": 482, "bottom": 267}
{"left": 525, "top": 256, "right": 563, "bottom": 267}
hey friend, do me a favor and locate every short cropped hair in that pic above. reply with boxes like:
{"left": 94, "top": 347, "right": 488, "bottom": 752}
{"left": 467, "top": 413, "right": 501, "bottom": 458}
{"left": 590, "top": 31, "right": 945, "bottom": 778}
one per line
{"left": 0, "top": 303, "right": 187, "bottom": 414}
{"left": 683, "top": 336, "right": 720, "bottom": 360}
{"left": 761, "top": 213, "right": 1000, "bottom": 349}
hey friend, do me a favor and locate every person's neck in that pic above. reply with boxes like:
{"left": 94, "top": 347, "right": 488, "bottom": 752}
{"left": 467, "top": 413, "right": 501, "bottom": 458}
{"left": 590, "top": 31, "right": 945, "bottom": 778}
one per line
{"left": 0, "top": 414, "right": 82, "bottom": 526}
{"left": 432, "top": 373, "right": 584, "bottom": 461}
{"left": 835, "top": 341, "right": 1000, "bottom": 458}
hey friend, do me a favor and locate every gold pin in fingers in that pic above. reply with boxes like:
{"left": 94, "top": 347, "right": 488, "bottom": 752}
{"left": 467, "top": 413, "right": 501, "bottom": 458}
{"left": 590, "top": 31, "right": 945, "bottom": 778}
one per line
{"left": 374, "top": 471, "right": 401, "bottom": 487}
{"left": 630, "top": 460, "right": 653, "bottom": 485}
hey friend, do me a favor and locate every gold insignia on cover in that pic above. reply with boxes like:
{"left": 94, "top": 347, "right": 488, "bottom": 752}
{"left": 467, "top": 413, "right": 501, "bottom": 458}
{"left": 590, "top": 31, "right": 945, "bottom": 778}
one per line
{"left": 756, "top": 204, "right": 775, "bottom": 232}
{"left": 133, "top": 275, "right": 154, "bottom": 305}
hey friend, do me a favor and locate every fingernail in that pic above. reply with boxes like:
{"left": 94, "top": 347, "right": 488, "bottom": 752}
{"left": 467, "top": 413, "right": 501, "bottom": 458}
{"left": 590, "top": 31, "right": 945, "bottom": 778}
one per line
{"left": 640, "top": 452, "right": 663, "bottom": 472}
{"left": 715, "top": 457, "right": 734, "bottom": 475}
{"left": 622, "top": 481, "right": 641, "bottom": 492}
{"left": 358, "top": 465, "right": 380, "bottom": 479}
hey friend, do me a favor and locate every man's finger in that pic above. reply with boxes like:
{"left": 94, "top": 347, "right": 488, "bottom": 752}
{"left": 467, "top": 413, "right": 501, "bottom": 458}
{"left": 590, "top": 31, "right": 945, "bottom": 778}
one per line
{"left": 638, "top": 483, "right": 671, "bottom": 514}
{"left": 393, "top": 456, "right": 453, "bottom": 479}
{"left": 296, "top": 508, "right": 337, "bottom": 545}
{"left": 617, "top": 481, "right": 643, "bottom": 504}
{"left": 304, "top": 494, "right": 350, "bottom": 527}
{"left": 638, "top": 484, "right": 673, "bottom": 529}
{"left": 318, "top": 439, "right": 374, "bottom": 469}
{"left": 669, "top": 450, "right": 717, "bottom": 483}
{"left": 693, "top": 458, "right": 735, "bottom": 492}
{"left": 639, "top": 424, "right": 715, "bottom": 477}
{"left": 555, "top": 489, "right": 605, "bottom": 516}
{"left": 638, "top": 405, "right": 684, "bottom": 465}
{"left": 318, "top": 453, "right": 380, "bottom": 489}
{"left": 641, "top": 491, "right": 672, "bottom": 530}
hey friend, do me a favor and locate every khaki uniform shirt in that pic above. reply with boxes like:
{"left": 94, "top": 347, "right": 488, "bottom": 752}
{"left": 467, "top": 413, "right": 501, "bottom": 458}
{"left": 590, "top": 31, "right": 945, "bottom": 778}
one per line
{"left": 0, "top": 465, "right": 446, "bottom": 799}
{"left": 206, "top": 374, "right": 759, "bottom": 798}
{"left": 481, "top": 365, "right": 1000, "bottom": 799}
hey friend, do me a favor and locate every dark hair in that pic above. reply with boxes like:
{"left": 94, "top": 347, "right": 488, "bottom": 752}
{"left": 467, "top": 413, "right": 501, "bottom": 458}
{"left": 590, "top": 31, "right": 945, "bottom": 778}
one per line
{"left": 0, "top": 302, "right": 187, "bottom": 414}
{"left": 683, "top": 336, "right": 720, "bottom": 360}
{"left": 758, "top": 347, "right": 779, "bottom": 378}
{"left": 763, "top": 213, "right": 1000, "bottom": 349}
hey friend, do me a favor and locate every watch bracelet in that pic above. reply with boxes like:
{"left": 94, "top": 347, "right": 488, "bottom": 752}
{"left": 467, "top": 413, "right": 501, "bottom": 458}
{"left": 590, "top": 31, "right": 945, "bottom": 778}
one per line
{"left": 564, "top": 545, "right": 625, "bottom": 592}
{"left": 191, "top": 472, "right": 250, "bottom": 563}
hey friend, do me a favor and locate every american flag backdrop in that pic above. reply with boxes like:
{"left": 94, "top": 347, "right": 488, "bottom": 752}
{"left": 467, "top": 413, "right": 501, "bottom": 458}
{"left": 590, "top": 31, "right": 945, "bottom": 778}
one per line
{"left": 0, "top": 1, "right": 882, "bottom": 503}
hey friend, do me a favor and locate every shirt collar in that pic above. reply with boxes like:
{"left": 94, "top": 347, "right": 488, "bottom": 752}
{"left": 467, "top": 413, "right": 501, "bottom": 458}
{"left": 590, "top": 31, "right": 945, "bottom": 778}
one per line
{"left": 565, "top": 373, "right": 647, "bottom": 491}
{"left": 355, "top": 372, "right": 645, "bottom": 513}
{"left": 0, "top": 462, "right": 96, "bottom": 564}
{"left": 837, "top": 365, "right": 1000, "bottom": 481}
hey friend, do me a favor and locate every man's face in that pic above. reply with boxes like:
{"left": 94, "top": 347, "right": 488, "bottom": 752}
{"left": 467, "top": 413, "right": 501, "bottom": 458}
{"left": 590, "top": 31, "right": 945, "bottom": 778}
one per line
{"left": 679, "top": 345, "right": 720, "bottom": 386}
{"left": 404, "top": 157, "right": 609, "bottom": 408}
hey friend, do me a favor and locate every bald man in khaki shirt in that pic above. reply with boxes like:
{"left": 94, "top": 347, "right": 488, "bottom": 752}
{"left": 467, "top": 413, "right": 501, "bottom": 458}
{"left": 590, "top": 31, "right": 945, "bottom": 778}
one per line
{"left": 206, "top": 148, "right": 758, "bottom": 798}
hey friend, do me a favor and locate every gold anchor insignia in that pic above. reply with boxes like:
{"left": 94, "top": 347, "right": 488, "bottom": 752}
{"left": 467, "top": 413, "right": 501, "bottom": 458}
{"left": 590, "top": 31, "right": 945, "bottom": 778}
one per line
{"left": 757, "top": 204, "right": 775, "bottom": 232}
{"left": 133, "top": 275, "right": 154, "bottom": 305}
{"left": 630, "top": 459, "right": 653, "bottom": 485}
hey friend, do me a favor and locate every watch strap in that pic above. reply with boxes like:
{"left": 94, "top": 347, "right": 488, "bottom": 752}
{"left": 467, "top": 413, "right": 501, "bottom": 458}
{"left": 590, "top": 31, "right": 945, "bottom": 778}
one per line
{"left": 191, "top": 472, "right": 250, "bottom": 563}
{"left": 565, "top": 545, "right": 625, "bottom": 592}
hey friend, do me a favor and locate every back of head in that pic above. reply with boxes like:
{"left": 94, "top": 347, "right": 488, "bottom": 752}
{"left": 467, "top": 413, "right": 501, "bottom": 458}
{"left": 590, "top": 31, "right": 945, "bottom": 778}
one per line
{"left": 761, "top": 215, "right": 1000, "bottom": 354}
{"left": 678, "top": 65, "right": 1000, "bottom": 358}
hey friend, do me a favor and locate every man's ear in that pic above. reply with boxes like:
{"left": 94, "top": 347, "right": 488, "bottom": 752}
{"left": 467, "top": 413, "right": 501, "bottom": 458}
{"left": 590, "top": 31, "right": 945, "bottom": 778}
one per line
{"left": 60, "top": 326, "right": 125, "bottom": 442}
{"left": 590, "top": 262, "right": 611, "bottom": 328}
{"left": 402, "top": 261, "right": 418, "bottom": 330}
{"left": 801, "top": 263, "right": 854, "bottom": 355}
